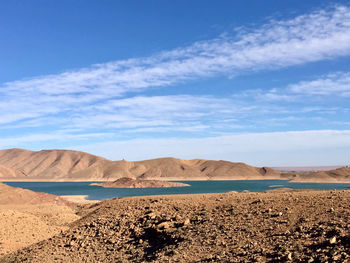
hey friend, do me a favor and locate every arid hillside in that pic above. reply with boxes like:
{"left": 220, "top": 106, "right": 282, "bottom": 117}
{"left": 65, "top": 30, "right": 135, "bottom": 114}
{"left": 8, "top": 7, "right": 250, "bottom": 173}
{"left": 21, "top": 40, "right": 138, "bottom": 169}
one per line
{"left": 288, "top": 166, "right": 350, "bottom": 183}
{"left": 69, "top": 158, "right": 281, "bottom": 181}
{"left": 3, "top": 189, "right": 349, "bottom": 262}
{"left": 0, "top": 149, "right": 281, "bottom": 181}
{"left": 275, "top": 166, "right": 343, "bottom": 172}
{"left": 0, "top": 183, "right": 79, "bottom": 255}
{"left": 0, "top": 182, "right": 72, "bottom": 206}
{"left": 0, "top": 165, "right": 25, "bottom": 178}
{"left": 1, "top": 148, "right": 348, "bottom": 183}
{"left": 0, "top": 148, "right": 109, "bottom": 179}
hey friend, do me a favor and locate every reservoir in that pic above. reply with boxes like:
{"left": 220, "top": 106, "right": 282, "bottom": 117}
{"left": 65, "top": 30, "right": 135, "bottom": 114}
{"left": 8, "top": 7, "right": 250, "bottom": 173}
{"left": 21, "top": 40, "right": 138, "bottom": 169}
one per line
{"left": 4, "top": 180, "right": 350, "bottom": 201}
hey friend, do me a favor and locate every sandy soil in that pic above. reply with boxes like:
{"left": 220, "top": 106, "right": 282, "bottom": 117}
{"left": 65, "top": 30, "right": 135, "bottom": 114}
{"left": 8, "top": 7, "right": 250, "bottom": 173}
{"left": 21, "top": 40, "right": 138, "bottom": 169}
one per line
{"left": 3, "top": 189, "right": 349, "bottom": 262}
{"left": 0, "top": 204, "right": 79, "bottom": 256}
{"left": 59, "top": 195, "right": 99, "bottom": 204}
{"left": 0, "top": 182, "right": 80, "bottom": 256}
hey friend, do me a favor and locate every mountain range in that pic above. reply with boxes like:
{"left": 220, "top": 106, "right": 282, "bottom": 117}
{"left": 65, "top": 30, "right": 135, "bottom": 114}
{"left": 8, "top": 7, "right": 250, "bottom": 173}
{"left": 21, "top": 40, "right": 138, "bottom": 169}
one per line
{"left": 0, "top": 148, "right": 349, "bottom": 182}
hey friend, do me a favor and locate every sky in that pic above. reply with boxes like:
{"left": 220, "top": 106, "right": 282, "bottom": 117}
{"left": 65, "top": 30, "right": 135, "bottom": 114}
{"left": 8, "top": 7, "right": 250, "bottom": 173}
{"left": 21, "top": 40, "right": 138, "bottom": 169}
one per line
{"left": 1, "top": 0, "right": 350, "bottom": 166}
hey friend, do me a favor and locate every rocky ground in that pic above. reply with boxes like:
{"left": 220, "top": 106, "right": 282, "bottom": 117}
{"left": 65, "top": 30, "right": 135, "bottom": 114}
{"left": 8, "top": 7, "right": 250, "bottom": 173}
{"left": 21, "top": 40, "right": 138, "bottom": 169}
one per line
{"left": 1, "top": 189, "right": 349, "bottom": 262}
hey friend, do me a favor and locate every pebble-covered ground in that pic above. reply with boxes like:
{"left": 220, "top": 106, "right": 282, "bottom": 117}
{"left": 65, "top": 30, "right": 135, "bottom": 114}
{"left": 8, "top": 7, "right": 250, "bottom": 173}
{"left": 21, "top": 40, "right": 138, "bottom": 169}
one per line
{"left": 2, "top": 189, "right": 350, "bottom": 262}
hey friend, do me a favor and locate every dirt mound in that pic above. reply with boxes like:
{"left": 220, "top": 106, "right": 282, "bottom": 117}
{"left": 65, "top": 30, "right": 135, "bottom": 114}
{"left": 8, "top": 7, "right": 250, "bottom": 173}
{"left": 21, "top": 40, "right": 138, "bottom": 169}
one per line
{"left": 4, "top": 190, "right": 349, "bottom": 262}
{"left": 0, "top": 183, "right": 80, "bottom": 255}
{"left": 290, "top": 166, "right": 350, "bottom": 183}
{"left": 0, "top": 148, "right": 109, "bottom": 179}
{"left": 0, "top": 205, "right": 79, "bottom": 255}
{"left": 92, "top": 177, "right": 190, "bottom": 188}
{"left": 0, "top": 182, "right": 72, "bottom": 206}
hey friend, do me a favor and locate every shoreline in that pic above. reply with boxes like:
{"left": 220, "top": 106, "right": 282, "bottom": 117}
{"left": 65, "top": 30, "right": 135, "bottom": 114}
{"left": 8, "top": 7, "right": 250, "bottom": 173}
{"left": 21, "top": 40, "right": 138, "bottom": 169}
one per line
{"left": 2, "top": 177, "right": 350, "bottom": 183}
{"left": 62, "top": 189, "right": 350, "bottom": 204}
{"left": 59, "top": 195, "right": 100, "bottom": 204}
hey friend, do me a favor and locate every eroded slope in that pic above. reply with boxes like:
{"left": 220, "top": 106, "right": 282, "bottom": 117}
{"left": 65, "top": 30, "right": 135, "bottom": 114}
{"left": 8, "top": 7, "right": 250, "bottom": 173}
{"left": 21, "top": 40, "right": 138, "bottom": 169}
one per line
{"left": 3, "top": 190, "right": 349, "bottom": 262}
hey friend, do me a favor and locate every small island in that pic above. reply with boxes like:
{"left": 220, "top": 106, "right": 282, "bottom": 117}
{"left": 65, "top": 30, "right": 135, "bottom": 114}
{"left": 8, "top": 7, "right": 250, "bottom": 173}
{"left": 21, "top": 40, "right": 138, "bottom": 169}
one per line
{"left": 91, "top": 177, "right": 190, "bottom": 188}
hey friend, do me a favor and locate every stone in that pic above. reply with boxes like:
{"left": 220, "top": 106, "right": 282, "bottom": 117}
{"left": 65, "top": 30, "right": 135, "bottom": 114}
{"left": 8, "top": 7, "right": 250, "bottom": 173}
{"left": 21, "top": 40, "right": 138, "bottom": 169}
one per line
{"left": 157, "top": 221, "right": 170, "bottom": 230}
{"left": 329, "top": 236, "right": 337, "bottom": 244}
{"left": 183, "top": 218, "right": 191, "bottom": 226}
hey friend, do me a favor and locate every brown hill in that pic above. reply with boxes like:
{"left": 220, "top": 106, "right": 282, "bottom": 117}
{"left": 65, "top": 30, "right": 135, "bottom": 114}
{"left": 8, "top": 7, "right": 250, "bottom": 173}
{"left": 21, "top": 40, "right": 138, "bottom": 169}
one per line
{"left": 0, "top": 148, "right": 109, "bottom": 179}
{"left": 289, "top": 166, "right": 350, "bottom": 183}
{"left": 0, "top": 182, "right": 79, "bottom": 254}
{"left": 136, "top": 158, "right": 281, "bottom": 180}
{"left": 64, "top": 157, "right": 281, "bottom": 181}
{"left": 0, "top": 182, "right": 72, "bottom": 206}
{"left": 92, "top": 177, "right": 190, "bottom": 188}
{"left": 0, "top": 149, "right": 281, "bottom": 181}
{"left": 275, "top": 166, "right": 343, "bottom": 172}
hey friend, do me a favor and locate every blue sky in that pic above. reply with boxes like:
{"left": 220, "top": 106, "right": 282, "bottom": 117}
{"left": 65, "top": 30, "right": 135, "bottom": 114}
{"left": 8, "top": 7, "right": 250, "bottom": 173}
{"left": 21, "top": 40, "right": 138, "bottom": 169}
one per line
{"left": 1, "top": 0, "right": 350, "bottom": 166}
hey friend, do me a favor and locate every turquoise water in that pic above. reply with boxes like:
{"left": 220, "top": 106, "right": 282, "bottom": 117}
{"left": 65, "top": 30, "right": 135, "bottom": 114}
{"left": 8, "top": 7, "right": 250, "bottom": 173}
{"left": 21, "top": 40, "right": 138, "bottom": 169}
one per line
{"left": 4, "top": 180, "right": 350, "bottom": 201}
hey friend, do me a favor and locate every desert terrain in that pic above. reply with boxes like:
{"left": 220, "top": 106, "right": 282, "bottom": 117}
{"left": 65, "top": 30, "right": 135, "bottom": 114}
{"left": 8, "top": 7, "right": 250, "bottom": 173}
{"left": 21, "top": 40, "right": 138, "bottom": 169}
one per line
{"left": 0, "top": 148, "right": 281, "bottom": 182}
{"left": 0, "top": 148, "right": 349, "bottom": 183}
{"left": 288, "top": 167, "right": 350, "bottom": 183}
{"left": 0, "top": 183, "right": 81, "bottom": 255}
{"left": 1, "top": 189, "right": 349, "bottom": 262}
{"left": 0, "top": 148, "right": 349, "bottom": 262}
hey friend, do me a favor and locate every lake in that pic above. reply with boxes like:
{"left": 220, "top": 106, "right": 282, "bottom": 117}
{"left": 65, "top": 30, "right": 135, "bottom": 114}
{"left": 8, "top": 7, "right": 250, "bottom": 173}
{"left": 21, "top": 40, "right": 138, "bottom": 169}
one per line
{"left": 4, "top": 180, "right": 350, "bottom": 201}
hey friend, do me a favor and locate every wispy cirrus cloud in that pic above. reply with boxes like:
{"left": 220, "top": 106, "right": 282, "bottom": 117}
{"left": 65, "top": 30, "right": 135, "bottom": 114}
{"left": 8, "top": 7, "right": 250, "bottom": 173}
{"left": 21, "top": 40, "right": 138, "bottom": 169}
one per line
{"left": 0, "top": 4, "right": 350, "bottom": 148}
{"left": 246, "top": 71, "right": 350, "bottom": 103}
{"left": 1, "top": 5, "right": 350, "bottom": 122}
{"left": 288, "top": 72, "right": 350, "bottom": 96}
{"left": 62, "top": 95, "right": 249, "bottom": 131}
{"left": 0, "top": 131, "right": 114, "bottom": 149}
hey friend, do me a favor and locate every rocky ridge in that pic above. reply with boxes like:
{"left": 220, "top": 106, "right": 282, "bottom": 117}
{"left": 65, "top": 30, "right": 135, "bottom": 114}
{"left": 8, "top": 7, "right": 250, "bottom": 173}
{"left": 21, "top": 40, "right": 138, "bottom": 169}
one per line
{"left": 287, "top": 166, "right": 350, "bottom": 183}
{"left": 0, "top": 148, "right": 349, "bottom": 183}
{"left": 3, "top": 189, "right": 350, "bottom": 262}
{"left": 0, "top": 149, "right": 281, "bottom": 181}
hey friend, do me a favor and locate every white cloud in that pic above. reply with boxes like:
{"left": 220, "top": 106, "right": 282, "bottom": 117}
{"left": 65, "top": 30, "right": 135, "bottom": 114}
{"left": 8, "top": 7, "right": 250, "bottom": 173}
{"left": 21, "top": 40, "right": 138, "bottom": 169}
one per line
{"left": 62, "top": 95, "right": 224, "bottom": 129}
{"left": 0, "top": 131, "right": 114, "bottom": 149}
{"left": 1, "top": 4, "right": 350, "bottom": 130}
{"left": 289, "top": 72, "right": 350, "bottom": 96}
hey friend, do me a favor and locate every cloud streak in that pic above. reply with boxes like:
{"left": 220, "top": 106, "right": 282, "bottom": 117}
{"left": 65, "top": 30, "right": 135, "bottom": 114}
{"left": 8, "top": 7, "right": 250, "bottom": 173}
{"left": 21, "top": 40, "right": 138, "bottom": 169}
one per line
{"left": 289, "top": 72, "right": 350, "bottom": 96}
{"left": 1, "top": 4, "right": 350, "bottom": 129}
{"left": 1, "top": 2, "right": 350, "bottom": 166}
